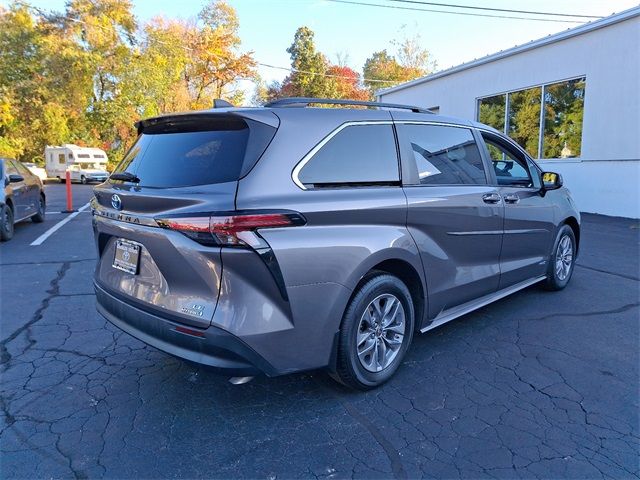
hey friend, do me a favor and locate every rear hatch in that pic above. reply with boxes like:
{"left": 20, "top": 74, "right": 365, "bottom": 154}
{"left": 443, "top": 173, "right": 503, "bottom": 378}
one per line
{"left": 92, "top": 110, "right": 278, "bottom": 328}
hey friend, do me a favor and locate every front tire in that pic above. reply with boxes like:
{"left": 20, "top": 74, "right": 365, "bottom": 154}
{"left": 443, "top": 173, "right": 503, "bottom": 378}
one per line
{"left": 544, "top": 225, "right": 576, "bottom": 291}
{"left": 81, "top": 175, "right": 87, "bottom": 185}
{"left": 32, "top": 194, "right": 45, "bottom": 223}
{"left": 1, "top": 204, "right": 14, "bottom": 241}
{"left": 334, "top": 273, "right": 415, "bottom": 390}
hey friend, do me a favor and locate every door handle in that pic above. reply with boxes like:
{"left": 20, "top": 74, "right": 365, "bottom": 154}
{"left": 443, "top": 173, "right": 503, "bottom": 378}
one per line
{"left": 504, "top": 193, "right": 520, "bottom": 204}
{"left": 482, "top": 193, "right": 501, "bottom": 204}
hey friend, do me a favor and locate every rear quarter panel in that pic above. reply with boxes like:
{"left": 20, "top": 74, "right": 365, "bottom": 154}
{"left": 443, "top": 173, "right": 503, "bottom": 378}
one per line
{"left": 232, "top": 109, "right": 426, "bottom": 371}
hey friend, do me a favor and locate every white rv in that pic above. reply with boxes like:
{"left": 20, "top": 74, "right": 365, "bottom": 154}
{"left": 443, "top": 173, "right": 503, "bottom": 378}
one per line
{"left": 45, "top": 144, "right": 110, "bottom": 184}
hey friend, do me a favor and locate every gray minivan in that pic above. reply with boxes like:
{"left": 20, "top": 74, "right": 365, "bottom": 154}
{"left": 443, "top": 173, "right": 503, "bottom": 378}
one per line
{"left": 92, "top": 98, "right": 580, "bottom": 389}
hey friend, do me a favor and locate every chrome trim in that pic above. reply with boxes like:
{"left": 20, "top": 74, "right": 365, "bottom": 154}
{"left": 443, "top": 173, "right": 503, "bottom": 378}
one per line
{"left": 447, "top": 230, "right": 503, "bottom": 236}
{"left": 505, "top": 228, "right": 549, "bottom": 235}
{"left": 394, "top": 120, "right": 473, "bottom": 129}
{"left": 448, "top": 228, "right": 549, "bottom": 236}
{"left": 92, "top": 203, "right": 158, "bottom": 227}
{"left": 291, "top": 120, "right": 393, "bottom": 190}
{"left": 421, "top": 275, "right": 546, "bottom": 333}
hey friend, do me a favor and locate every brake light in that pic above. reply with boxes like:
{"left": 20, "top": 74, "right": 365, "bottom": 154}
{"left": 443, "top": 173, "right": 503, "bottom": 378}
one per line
{"left": 156, "top": 211, "right": 305, "bottom": 248}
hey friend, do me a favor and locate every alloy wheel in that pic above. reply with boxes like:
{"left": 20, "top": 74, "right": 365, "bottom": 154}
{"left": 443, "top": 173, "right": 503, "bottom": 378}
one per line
{"left": 356, "top": 293, "right": 406, "bottom": 372}
{"left": 555, "top": 234, "right": 573, "bottom": 281}
{"left": 3, "top": 207, "right": 13, "bottom": 236}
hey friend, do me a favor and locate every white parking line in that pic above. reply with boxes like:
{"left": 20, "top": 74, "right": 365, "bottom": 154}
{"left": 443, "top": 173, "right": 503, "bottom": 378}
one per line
{"left": 46, "top": 210, "right": 92, "bottom": 215}
{"left": 30, "top": 203, "right": 91, "bottom": 246}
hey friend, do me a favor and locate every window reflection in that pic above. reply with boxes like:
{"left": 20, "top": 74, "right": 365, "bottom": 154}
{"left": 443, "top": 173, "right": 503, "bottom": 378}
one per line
{"left": 543, "top": 78, "right": 585, "bottom": 158}
{"left": 477, "top": 94, "right": 506, "bottom": 132}
{"left": 508, "top": 87, "right": 541, "bottom": 158}
{"left": 477, "top": 77, "right": 586, "bottom": 159}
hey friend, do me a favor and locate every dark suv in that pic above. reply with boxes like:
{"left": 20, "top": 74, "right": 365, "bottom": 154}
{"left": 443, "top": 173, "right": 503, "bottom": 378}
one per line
{"left": 92, "top": 98, "right": 579, "bottom": 389}
{"left": 1, "top": 158, "right": 46, "bottom": 241}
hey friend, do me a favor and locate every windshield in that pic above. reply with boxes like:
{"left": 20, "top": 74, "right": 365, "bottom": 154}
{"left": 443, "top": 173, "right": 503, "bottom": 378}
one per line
{"left": 78, "top": 162, "right": 103, "bottom": 170}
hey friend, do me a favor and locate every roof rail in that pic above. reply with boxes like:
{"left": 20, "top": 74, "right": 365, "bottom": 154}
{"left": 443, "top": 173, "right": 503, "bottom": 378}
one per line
{"left": 264, "top": 97, "right": 433, "bottom": 114}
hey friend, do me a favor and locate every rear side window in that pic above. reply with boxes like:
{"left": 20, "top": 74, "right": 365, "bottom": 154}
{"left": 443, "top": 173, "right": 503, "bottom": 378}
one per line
{"left": 399, "top": 124, "right": 487, "bottom": 185}
{"left": 5, "top": 160, "right": 18, "bottom": 175}
{"left": 113, "top": 116, "right": 275, "bottom": 188}
{"left": 297, "top": 124, "right": 399, "bottom": 188}
{"left": 14, "top": 161, "right": 32, "bottom": 177}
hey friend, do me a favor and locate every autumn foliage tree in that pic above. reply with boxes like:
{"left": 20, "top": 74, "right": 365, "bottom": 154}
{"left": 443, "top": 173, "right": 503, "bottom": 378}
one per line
{"left": 0, "top": 0, "right": 256, "bottom": 164}
{"left": 266, "top": 26, "right": 369, "bottom": 102}
{"left": 363, "top": 33, "right": 436, "bottom": 94}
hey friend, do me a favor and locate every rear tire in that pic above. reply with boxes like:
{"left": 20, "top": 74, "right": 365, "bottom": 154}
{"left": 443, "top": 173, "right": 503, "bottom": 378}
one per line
{"left": 1, "top": 204, "right": 14, "bottom": 241}
{"left": 334, "top": 272, "right": 415, "bottom": 390}
{"left": 544, "top": 225, "right": 576, "bottom": 291}
{"left": 32, "top": 194, "right": 45, "bottom": 223}
{"left": 81, "top": 175, "right": 87, "bottom": 185}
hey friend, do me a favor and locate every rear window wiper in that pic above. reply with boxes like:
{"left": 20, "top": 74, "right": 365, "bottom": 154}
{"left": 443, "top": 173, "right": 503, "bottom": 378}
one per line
{"left": 110, "top": 171, "right": 140, "bottom": 183}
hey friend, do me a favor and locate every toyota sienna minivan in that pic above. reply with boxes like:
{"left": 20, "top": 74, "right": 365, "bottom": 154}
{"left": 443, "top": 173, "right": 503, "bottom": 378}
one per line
{"left": 92, "top": 98, "right": 579, "bottom": 389}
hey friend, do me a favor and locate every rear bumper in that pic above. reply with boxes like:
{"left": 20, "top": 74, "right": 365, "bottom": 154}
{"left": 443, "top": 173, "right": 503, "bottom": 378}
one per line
{"left": 94, "top": 282, "right": 278, "bottom": 377}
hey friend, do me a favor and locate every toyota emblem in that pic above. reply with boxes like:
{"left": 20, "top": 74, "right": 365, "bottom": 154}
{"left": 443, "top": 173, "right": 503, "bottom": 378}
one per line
{"left": 111, "top": 194, "right": 122, "bottom": 210}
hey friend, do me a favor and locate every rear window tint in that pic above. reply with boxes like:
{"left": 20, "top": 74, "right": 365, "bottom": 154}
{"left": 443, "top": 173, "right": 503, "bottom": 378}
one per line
{"left": 113, "top": 116, "right": 274, "bottom": 188}
{"left": 298, "top": 124, "right": 399, "bottom": 187}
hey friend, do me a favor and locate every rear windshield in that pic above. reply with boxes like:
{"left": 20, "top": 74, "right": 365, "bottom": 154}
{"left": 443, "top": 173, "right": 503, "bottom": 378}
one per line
{"left": 112, "top": 116, "right": 274, "bottom": 188}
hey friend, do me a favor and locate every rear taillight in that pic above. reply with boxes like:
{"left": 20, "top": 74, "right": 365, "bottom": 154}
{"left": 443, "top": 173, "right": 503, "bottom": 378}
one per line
{"left": 156, "top": 211, "right": 306, "bottom": 248}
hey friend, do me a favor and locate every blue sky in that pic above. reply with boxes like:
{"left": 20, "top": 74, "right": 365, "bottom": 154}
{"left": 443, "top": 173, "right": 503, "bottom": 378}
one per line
{"left": 10, "top": 0, "right": 639, "bottom": 88}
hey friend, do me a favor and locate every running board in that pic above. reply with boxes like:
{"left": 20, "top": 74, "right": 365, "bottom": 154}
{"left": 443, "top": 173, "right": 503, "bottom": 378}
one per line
{"left": 421, "top": 276, "right": 546, "bottom": 333}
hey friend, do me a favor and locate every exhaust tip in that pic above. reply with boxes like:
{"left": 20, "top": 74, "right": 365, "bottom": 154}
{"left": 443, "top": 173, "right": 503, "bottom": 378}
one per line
{"left": 228, "top": 376, "right": 254, "bottom": 385}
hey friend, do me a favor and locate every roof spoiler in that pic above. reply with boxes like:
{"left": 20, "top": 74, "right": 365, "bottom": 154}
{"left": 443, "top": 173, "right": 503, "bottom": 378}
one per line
{"left": 213, "top": 99, "right": 234, "bottom": 108}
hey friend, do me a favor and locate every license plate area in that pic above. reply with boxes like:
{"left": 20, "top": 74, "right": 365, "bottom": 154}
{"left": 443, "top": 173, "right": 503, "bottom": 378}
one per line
{"left": 113, "top": 239, "right": 141, "bottom": 275}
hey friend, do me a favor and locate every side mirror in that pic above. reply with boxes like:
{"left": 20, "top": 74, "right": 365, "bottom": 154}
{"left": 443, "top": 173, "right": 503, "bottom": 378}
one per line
{"left": 8, "top": 174, "right": 24, "bottom": 183}
{"left": 541, "top": 171, "right": 563, "bottom": 191}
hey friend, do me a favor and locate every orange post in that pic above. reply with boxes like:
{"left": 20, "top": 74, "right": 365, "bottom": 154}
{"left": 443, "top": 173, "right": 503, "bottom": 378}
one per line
{"left": 62, "top": 170, "right": 76, "bottom": 212}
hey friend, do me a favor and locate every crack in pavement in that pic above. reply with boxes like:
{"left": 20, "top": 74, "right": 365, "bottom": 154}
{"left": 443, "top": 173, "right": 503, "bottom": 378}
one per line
{"left": 0, "top": 258, "right": 96, "bottom": 267}
{"left": 341, "top": 401, "right": 408, "bottom": 480}
{"left": 0, "top": 262, "right": 71, "bottom": 370}
{"left": 521, "top": 302, "right": 639, "bottom": 322}
{"left": 575, "top": 263, "right": 640, "bottom": 282}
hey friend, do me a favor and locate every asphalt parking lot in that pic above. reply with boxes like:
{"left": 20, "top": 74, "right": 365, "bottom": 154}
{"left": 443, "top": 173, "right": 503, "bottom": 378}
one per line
{"left": 1, "top": 183, "right": 638, "bottom": 479}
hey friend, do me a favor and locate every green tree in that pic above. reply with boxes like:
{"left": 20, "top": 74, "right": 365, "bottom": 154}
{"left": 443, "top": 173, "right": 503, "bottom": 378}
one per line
{"left": 285, "top": 26, "right": 333, "bottom": 98}
{"left": 266, "top": 27, "right": 369, "bottom": 102}
{"left": 363, "top": 33, "right": 435, "bottom": 94}
{"left": 508, "top": 87, "right": 542, "bottom": 157}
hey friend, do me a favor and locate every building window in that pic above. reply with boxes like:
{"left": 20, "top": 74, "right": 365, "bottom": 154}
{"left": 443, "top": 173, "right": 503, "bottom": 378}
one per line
{"left": 477, "top": 94, "right": 506, "bottom": 132}
{"left": 508, "top": 86, "right": 542, "bottom": 158}
{"left": 542, "top": 78, "right": 585, "bottom": 158}
{"left": 477, "top": 77, "right": 585, "bottom": 159}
